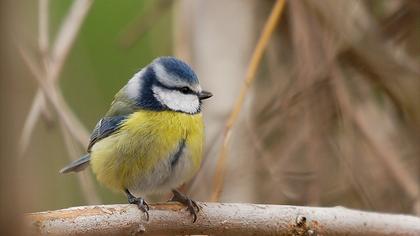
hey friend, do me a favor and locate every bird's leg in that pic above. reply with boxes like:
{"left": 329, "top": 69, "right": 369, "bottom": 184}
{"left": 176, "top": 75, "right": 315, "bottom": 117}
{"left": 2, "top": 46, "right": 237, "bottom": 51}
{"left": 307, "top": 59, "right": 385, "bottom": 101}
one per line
{"left": 169, "top": 189, "right": 200, "bottom": 223}
{"left": 125, "top": 189, "right": 150, "bottom": 220}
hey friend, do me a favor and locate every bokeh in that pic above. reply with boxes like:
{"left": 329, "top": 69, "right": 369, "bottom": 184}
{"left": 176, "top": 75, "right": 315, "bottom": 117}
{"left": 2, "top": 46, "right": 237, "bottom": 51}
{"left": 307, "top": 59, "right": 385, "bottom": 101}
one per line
{"left": 1, "top": 0, "right": 420, "bottom": 234}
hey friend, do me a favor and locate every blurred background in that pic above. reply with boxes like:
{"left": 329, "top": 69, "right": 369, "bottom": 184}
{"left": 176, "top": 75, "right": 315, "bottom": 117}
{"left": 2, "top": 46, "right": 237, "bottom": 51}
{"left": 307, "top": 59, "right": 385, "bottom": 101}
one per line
{"left": 1, "top": 0, "right": 420, "bottom": 234}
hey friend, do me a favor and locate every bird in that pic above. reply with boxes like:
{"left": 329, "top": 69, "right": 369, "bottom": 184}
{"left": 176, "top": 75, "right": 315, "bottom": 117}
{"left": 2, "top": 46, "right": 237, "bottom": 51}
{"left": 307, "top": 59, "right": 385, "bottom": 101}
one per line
{"left": 60, "top": 56, "right": 212, "bottom": 222}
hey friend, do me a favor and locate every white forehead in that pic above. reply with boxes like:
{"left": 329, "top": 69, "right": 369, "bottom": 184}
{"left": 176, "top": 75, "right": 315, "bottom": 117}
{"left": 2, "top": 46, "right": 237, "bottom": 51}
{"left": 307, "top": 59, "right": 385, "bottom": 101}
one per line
{"left": 153, "top": 63, "right": 201, "bottom": 92}
{"left": 125, "top": 68, "right": 145, "bottom": 99}
{"left": 152, "top": 85, "right": 200, "bottom": 114}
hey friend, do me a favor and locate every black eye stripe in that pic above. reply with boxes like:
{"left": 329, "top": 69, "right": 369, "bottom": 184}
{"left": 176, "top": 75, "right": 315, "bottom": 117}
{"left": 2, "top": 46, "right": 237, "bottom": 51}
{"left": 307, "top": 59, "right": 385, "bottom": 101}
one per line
{"left": 179, "top": 86, "right": 193, "bottom": 94}
{"left": 154, "top": 80, "right": 197, "bottom": 95}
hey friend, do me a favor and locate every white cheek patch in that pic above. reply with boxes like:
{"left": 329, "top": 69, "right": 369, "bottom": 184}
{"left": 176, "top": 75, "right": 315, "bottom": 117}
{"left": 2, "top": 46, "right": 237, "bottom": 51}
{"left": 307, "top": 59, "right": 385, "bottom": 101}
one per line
{"left": 153, "top": 63, "right": 201, "bottom": 92}
{"left": 125, "top": 69, "right": 145, "bottom": 99}
{"left": 152, "top": 85, "right": 200, "bottom": 114}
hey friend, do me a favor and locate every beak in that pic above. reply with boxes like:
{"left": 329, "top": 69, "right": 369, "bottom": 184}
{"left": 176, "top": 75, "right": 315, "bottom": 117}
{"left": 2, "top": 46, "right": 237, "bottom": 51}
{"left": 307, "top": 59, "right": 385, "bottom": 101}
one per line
{"left": 198, "top": 90, "right": 213, "bottom": 100}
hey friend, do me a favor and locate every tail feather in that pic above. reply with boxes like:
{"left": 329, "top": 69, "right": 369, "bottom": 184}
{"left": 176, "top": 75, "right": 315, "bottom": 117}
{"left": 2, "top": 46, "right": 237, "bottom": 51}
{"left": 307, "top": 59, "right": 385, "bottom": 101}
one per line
{"left": 60, "top": 154, "right": 90, "bottom": 174}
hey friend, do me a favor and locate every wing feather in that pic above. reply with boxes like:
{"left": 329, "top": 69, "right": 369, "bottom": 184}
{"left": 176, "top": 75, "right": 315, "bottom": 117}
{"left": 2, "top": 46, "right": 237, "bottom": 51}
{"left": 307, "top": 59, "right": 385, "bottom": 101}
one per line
{"left": 87, "top": 115, "right": 128, "bottom": 152}
{"left": 87, "top": 87, "right": 139, "bottom": 151}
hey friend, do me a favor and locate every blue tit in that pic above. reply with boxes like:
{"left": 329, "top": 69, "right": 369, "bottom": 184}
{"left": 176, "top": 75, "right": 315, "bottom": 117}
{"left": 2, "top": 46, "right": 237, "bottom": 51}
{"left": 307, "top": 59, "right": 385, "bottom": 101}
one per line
{"left": 60, "top": 56, "right": 212, "bottom": 222}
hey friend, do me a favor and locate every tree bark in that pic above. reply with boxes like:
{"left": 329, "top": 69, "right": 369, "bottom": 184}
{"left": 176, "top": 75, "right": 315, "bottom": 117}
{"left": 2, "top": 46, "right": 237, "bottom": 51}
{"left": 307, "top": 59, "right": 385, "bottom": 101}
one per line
{"left": 26, "top": 202, "right": 420, "bottom": 235}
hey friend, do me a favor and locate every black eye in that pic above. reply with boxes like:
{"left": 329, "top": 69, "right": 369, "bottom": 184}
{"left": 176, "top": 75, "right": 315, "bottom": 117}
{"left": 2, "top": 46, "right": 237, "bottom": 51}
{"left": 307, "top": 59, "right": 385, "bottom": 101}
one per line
{"left": 180, "top": 87, "right": 191, "bottom": 94}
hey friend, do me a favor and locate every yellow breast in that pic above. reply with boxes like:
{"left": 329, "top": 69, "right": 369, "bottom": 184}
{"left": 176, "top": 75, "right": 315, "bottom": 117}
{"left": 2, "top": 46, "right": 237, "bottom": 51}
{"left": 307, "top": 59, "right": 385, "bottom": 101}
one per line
{"left": 90, "top": 110, "right": 204, "bottom": 192}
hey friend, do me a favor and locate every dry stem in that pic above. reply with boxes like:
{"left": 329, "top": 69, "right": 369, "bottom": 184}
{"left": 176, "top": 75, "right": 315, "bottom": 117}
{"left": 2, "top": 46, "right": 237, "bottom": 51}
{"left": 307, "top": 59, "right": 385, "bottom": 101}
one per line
{"left": 18, "top": 0, "right": 97, "bottom": 204}
{"left": 19, "top": 0, "right": 93, "bottom": 155}
{"left": 210, "top": 0, "right": 286, "bottom": 201}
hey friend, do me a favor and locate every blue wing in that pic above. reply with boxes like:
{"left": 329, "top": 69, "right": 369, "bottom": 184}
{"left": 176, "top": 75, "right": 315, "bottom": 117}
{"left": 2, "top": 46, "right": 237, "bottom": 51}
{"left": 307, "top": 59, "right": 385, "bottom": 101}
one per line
{"left": 87, "top": 115, "right": 128, "bottom": 152}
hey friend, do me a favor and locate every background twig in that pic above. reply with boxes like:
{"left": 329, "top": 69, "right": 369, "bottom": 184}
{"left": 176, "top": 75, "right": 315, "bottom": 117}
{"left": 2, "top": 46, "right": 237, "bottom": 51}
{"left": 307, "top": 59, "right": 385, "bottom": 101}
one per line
{"left": 17, "top": 0, "right": 98, "bottom": 204}
{"left": 19, "top": 0, "right": 93, "bottom": 155}
{"left": 210, "top": 0, "right": 286, "bottom": 201}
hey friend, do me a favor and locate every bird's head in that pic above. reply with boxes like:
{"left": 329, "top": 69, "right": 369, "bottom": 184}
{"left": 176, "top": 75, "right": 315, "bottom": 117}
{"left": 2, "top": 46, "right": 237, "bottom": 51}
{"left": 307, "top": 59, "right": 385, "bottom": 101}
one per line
{"left": 124, "top": 57, "right": 212, "bottom": 114}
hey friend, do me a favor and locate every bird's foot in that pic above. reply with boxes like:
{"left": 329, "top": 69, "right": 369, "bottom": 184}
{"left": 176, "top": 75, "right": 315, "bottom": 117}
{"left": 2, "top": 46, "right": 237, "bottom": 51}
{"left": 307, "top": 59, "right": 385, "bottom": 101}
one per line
{"left": 169, "top": 189, "right": 200, "bottom": 223}
{"left": 125, "top": 189, "right": 150, "bottom": 220}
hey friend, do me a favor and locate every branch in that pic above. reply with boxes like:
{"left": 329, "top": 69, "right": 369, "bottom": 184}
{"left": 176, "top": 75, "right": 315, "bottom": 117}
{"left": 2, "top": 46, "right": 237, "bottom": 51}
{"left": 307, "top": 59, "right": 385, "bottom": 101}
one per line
{"left": 26, "top": 203, "right": 420, "bottom": 236}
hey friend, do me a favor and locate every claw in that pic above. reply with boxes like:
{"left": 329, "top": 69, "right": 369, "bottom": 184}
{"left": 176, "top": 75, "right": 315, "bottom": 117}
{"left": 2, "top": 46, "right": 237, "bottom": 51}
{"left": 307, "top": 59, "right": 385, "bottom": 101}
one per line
{"left": 125, "top": 189, "right": 150, "bottom": 221}
{"left": 191, "top": 199, "right": 200, "bottom": 212}
{"left": 169, "top": 189, "right": 200, "bottom": 223}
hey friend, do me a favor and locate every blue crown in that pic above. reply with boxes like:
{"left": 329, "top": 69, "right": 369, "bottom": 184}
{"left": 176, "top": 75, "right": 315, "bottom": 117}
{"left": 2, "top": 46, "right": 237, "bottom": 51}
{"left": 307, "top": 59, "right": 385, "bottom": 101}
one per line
{"left": 156, "top": 57, "right": 199, "bottom": 85}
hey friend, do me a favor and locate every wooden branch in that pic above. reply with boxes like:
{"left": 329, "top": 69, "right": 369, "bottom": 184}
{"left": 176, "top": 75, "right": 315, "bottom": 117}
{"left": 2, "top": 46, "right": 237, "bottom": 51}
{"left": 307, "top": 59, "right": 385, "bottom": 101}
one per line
{"left": 26, "top": 203, "right": 420, "bottom": 236}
